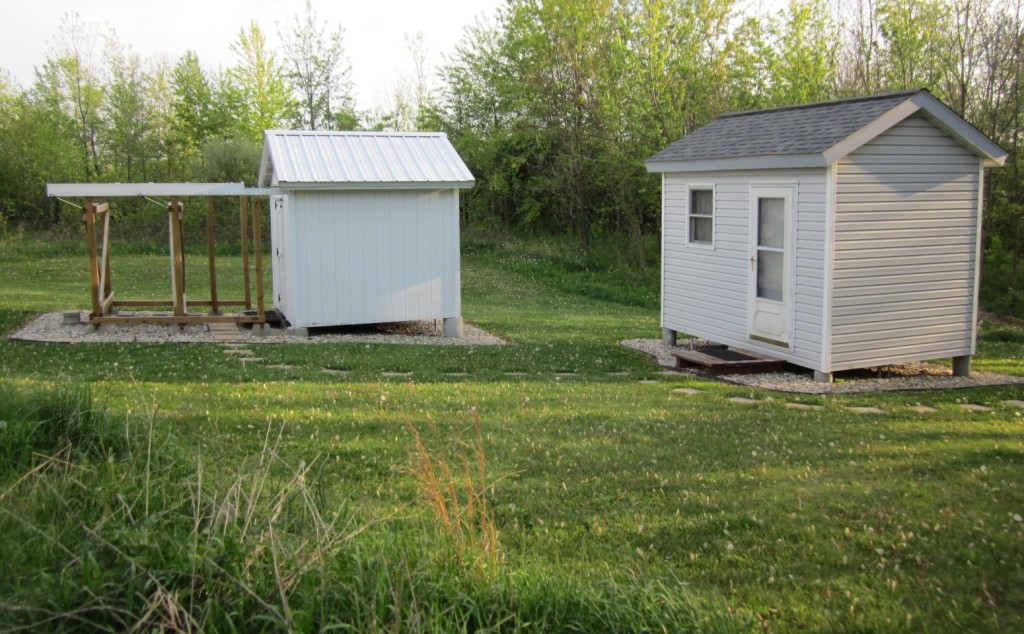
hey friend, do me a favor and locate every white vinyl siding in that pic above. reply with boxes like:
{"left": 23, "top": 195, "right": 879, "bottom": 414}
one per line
{"left": 663, "top": 168, "right": 827, "bottom": 369}
{"left": 279, "top": 189, "right": 460, "bottom": 328}
{"left": 831, "top": 114, "right": 979, "bottom": 370}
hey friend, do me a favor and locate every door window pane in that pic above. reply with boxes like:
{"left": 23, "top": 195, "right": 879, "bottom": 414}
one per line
{"left": 758, "top": 198, "right": 785, "bottom": 249}
{"left": 757, "top": 250, "right": 783, "bottom": 301}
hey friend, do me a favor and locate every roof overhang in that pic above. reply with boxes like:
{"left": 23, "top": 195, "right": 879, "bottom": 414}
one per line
{"left": 822, "top": 91, "right": 1007, "bottom": 167}
{"left": 646, "top": 154, "right": 827, "bottom": 173}
{"left": 47, "top": 182, "right": 246, "bottom": 197}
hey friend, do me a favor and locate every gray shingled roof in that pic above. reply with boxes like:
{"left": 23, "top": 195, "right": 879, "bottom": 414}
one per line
{"left": 648, "top": 90, "right": 923, "bottom": 163}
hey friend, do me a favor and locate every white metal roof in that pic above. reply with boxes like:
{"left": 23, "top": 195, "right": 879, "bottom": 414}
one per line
{"left": 258, "top": 130, "right": 475, "bottom": 189}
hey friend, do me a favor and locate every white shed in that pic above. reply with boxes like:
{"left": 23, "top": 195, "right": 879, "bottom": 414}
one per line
{"left": 258, "top": 130, "right": 474, "bottom": 335}
{"left": 646, "top": 90, "right": 1007, "bottom": 382}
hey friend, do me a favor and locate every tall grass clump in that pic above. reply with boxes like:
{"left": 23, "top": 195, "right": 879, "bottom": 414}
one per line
{"left": 0, "top": 388, "right": 367, "bottom": 632}
{"left": 406, "top": 412, "right": 502, "bottom": 579}
{"left": 0, "top": 382, "right": 126, "bottom": 475}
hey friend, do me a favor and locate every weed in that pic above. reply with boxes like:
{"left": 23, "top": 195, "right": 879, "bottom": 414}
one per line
{"left": 406, "top": 411, "right": 502, "bottom": 579}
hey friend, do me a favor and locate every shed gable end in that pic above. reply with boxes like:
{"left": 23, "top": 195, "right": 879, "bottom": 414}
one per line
{"left": 830, "top": 114, "right": 980, "bottom": 370}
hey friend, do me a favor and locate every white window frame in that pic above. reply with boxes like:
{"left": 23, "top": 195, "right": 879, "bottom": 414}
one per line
{"left": 686, "top": 184, "right": 716, "bottom": 248}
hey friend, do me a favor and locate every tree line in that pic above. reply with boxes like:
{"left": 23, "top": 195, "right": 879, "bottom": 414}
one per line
{"left": 1, "top": 0, "right": 1023, "bottom": 315}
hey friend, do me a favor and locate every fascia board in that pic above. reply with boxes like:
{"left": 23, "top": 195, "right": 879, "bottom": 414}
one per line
{"left": 821, "top": 99, "right": 921, "bottom": 165}
{"left": 645, "top": 154, "right": 826, "bottom": 173}
{"left": 276, "top": 180, "right": 476, "bottom": 190}
{"left": 910, "top": 91, "right": 1008, "bottom": 166}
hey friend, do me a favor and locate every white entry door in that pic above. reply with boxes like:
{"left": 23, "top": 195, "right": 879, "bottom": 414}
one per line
{"left": 748, "top": 185, "right": 794, "bottom": 347}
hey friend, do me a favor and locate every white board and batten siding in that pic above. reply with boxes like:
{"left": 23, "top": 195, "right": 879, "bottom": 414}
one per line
{"left": 273, "top": 189, "right": 460, "bottom": 328}
{"left": 830, "top": 114, "right": 981, "bottom": 371}
{"left": 662, "top": 168, "right": 828, "bottom": 369}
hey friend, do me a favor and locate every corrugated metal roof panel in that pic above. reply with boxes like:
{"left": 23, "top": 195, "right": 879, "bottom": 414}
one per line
{"left": 259, "top": 131, "right": 475, "bottom": 188}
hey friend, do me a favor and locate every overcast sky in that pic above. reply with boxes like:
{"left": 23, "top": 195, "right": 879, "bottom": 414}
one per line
{"left": 0, "top": 0, "right": 505, "bottom": 111}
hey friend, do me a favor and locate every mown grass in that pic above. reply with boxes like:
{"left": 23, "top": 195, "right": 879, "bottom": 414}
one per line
{"left": 1, "top": 234, "right": 1023, "bottom": 631}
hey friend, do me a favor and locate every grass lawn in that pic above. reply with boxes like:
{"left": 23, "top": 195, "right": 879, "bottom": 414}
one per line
{"left": 1, "top": 235, "right": 1023, "bottom": 632}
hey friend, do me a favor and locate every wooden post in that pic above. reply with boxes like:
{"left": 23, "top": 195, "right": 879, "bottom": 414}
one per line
{"left": 240, "top": 196, "right": 252, "bottom": 310}
{"left": 252, "top": 197, "right": 265, "bottom": 323}
{"left": 169, "top": 197, "right": 186, "bottom": 317}
{"left": 205, "top": 196, "right": 219, "bottom": 314}
{"left": 83, "top": 199, "right": 102, "bottom": 320}
{"left": 100, "top": 200, "right": 112, "bottom": 305}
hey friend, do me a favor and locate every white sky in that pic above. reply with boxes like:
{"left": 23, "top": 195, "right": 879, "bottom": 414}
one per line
{"left": 0, "top": 0, "right": 505, "bottom": 111}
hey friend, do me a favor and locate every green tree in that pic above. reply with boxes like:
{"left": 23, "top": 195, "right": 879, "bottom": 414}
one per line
{"left": 172, "top": 51, "right": 223, "bottom": 152}
{"left": 228, "top": 22, "right": 294, "bottom": 140}
{"left": 104, "top": 39, "right": 148, "bottom": 181}
{"left": 279, "top": 0, "right": 355, "bottom": 130}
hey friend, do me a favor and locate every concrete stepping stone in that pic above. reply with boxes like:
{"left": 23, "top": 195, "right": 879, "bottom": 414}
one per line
{"left": 382, "top": 371, "right": 412, "bottom": 377}
{"left": 638, "top": 379, "right": 659, "bottom": 384}
{"left": 729, "top": 397, "right": 759, "bottom": 404}
{"left": 554, "top": 372, "right": 577, "bottom": 377}
{"left": 961, "top": 403, "right": 992, "bottom": 412}
{"left": 504, "top": 372, "right": 527, "bottom": 376}
{"left": 265, "top": 364, "right": 293, "bottom": 370}
{"left": 238, "top": 357, "right": 265, "bottom": 363}
{"left": 672, "top": 388, "right": 703, "bottom": 395}
{"left": 909, "top": 405, "right": 938, "bottom": 414}
{"left": 321, "top": 368, "right": 349, "bottom": 376}
{"left": 223, "top": 348, "right": 254, "bottom": 355}
{"left": 1003, "top": 400, "right": 1024, "bottom": 408}
{"left": 847, "top": 406, "right": 884, "bottom": 414}
{"left": 444, "top": 372, "right": 469, "bottom": 376}
{"left": 607, "top": 372, "right": 630, "bottom": 377}
{"left": 786, "top": 402, "right": 824, "bottom": 411}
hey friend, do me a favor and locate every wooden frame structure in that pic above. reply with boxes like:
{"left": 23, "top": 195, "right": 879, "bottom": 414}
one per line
{"left": 47, "top": 183, "right": 277, "bottom": 328}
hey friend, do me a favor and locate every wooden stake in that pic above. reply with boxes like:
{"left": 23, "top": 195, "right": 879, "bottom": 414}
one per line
{"left": 252, "top": 197, "right": 266, "bottom": 323}
{"left": 206, "top": 196, "right": 219, "bottom": 314}
{"left": 240, "top": 196, "right": 252, "bottom": 310}
{"left": 83, "top": 199, "right": 102, "bottom": 319}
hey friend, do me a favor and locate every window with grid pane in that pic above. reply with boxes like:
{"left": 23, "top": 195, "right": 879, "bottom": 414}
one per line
{"left": 688, "top": 189, "right": 713, "bottom": 244}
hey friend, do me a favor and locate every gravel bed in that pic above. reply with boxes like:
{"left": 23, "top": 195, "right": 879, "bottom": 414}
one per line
{"left": 9, "top": 311, "right": 506, "bottom": 346}
{"left": 622, "top": 338, "right": 1024, "bottom": 394}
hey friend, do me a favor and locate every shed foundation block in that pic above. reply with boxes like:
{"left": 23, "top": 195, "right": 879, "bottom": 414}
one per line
{"left": 814, "top": 371, "right": 833, "bottom": 384}
{"left": 443, "top": 317, "right": 464, "bottom": 338}
{"left": 952, "top": 355, "right": 971, "bottom": 377}
{"left": 286, "top": 326, "right": 309, "bottom": 338}
{"left": 63, "top": 310, "right": 83, "bottom": 325}
{"left": 662, "top": 328, "right": 677, "bottom": 347}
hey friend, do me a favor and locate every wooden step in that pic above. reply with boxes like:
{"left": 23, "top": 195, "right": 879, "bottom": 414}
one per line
{"left": 672, "top": 347, "right": 787, "bottom": 375}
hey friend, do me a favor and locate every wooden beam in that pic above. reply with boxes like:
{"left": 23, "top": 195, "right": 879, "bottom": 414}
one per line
{"left": 252, "top": 197, "right": 266, "bottom": 323}
{"left": 91, "top": 314, "right": 261, "bottom": 326}
{"left": 205, "top": 196, "right": 219, "bottom": 314}
{"left": 113, "top": 299, "right": 248, "bottom": 308}
{"left": 240, "top": 196, "right": 251, "bottom": 309}
{"left": 102, "top": 292, "right": 115, "bottom": 313}
{"left": 82, "top": 199, "right": 102, "bottom": 319}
